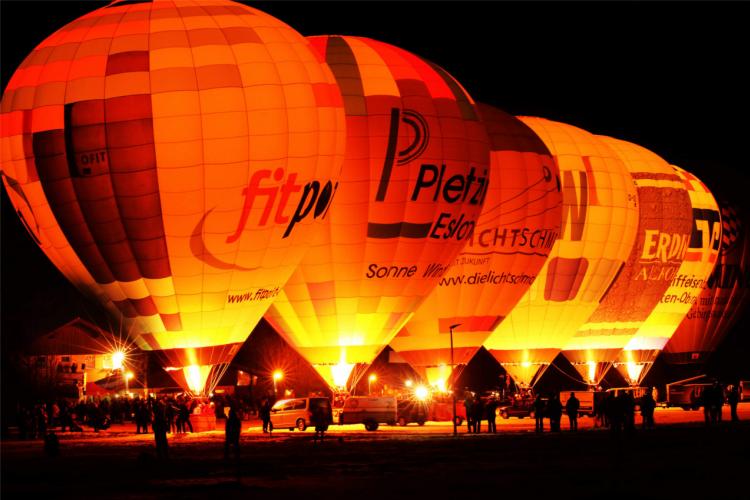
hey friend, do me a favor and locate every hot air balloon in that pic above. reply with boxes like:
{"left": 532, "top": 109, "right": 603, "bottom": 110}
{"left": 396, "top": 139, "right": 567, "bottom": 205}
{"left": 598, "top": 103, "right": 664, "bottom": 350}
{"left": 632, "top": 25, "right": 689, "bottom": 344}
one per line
{"left": 614, "top": 166, "right": 721, "bottom": 385}
{"left": 483, "top": 117, "right": 639, "bottom": 387}
{"left": 265, "top": 36, "right": 490, "bottom": 390}
{"left": 563, "top": 137, "right": 693, "bottom": 387}
{"left": 664, "top": 202, "right": 750, "bottom": 365}
{"left": 0, "top": 0, "right": 346, "bottom": 394}
{"left": 389, "top": 104, "right": 563, "bottom": 390}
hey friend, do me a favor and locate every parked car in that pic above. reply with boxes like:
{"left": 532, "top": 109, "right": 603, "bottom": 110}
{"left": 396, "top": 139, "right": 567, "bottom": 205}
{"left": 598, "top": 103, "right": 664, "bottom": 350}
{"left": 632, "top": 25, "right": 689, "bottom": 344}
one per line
{"left": 498, "top": 396, "right": 544, "bottom": 419}
{"left": 269, "top": 397, "right": 332, "bottom": 431}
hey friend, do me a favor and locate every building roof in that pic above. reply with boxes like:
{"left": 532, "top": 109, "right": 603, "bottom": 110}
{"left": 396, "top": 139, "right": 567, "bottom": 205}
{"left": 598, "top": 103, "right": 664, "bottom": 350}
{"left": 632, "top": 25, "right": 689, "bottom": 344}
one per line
{"left": 27, "top": 317, "right": 125, "bottom": 356}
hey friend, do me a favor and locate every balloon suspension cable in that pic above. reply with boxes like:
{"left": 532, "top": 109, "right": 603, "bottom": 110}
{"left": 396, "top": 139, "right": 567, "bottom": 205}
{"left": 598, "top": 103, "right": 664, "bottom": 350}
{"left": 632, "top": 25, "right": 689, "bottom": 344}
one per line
{"left": 548, "top": 361, "right": 594, "bottom": 386}
{"left": 348, "top": 363, "right": 370, "bottom": 395}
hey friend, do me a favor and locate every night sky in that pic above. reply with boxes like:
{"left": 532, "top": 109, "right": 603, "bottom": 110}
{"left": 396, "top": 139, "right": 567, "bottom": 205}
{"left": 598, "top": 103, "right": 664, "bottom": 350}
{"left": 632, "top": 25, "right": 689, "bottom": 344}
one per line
{"left": 2, "top": 2, "right": 748, "bottom": 366}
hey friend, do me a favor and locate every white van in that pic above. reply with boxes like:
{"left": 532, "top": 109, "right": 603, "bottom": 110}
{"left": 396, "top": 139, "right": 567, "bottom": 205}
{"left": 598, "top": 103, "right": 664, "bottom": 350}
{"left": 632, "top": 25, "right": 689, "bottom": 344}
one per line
{"left": 269, "top": 397, "right": 332, "bottom": 431}
{"left": 338, "top": 396, "right": 397, "bottom": 431}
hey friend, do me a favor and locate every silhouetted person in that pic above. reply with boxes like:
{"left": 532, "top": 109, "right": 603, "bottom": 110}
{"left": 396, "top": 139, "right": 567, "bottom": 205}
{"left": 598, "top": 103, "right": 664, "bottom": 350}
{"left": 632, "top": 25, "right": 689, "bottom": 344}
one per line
{"left": 260, "top": 398, "right": 271, "bottom": 433}
{"left": 607, "top": 392, "right": 622, "bottom": 435}
{"left": 548, "top": 395, "right": 563, "bottom": 432}
{"left": 640, "top": 389, "right": 656, "bottom": 429}
{"left": 710, "top": 382, "right": 724, "bottom": 423}
{"left": 533, "top": 394, "right": 546, "bottom": 433}
{"left": 153, "top": 399, "right": 169, "bottom": 460}
{"left": 224, "top": 405, "right": 241, "bottom": 460}
{"left": 622, "top": 392, "right": 636, "bottom": 434}
{"left": 164, "top": 400, "right": 175, "bottom": 434}
{"left": 701, "top": 386, "right": 712, "bottom": 426}
{"left": 727, "top": 384, "right": 740, "bottom": 422}
{"left": 595, "top": 391, "right": 608, "bottom": 428}
{"left": 566, "top": 393, "right": 580, "bottom": 431}
{"left": 471, "top": 395, "right": 484, "bottom": 433}
{"left": 178, "top": 400, "right": 193, "bottom": 433}
{"left": 312, "top": 402, "right": 328, "bottom": 441}
{"left": 464, "top": 397, "right": 474, "bottom": 433}
{"left": 486, "top": 397, "right": 498, "bottom": 433}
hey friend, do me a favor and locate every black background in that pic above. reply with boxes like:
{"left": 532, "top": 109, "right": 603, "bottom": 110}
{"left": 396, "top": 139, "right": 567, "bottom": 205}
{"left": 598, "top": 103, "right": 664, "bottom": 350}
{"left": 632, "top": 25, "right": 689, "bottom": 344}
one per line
{"left": 1, "top": 2, "right": 748, "bottom": 370}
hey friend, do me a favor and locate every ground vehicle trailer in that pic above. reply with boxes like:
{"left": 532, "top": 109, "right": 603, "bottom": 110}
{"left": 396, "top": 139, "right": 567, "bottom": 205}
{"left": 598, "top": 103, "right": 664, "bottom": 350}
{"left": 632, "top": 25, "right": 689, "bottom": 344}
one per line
{"left": 269, "top": 397, "right": 332, "bottom": 431}
{"left": 396, "top": 399, "right": 428, "bottom": 426}
{"left": 338, "top": 396, "right": 397, "bottom": 431}
{"left": 559, "top": 391, "right": 596, "bottom": 417}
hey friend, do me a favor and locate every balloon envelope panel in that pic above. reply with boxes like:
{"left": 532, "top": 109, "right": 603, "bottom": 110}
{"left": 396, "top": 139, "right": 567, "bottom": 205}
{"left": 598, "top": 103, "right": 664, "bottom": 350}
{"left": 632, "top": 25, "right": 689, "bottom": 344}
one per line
{"left": 0, "top": 0, "right": 346, "bottom": 393}
{"left": 390, "top": 104, "right": 563, "bottom": 380}
{"left": 265, "top": 36, "right": 490, "bottom": 388}
{"left": 483, "top": 117, "right": 639, "bottom": 387}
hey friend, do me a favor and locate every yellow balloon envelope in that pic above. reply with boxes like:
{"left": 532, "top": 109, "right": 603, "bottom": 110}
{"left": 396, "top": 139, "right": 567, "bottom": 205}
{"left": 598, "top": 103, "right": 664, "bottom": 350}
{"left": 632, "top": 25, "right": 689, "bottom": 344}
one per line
{"left": 483, "top": 117, "right": 639, "bottom": 387}
{"left": 265, "top": 36, "right": 490, "bottom": 389}
{"left": 614, "top": 166, "right": 720, "bottom": 384}
{"left": 563, "top": 137, "right": 693, "bottom": 386}
{"left": 0, "top": 0, "right": 346, "bottom": 394}
{"left": 390, "top": 104, "right": 563, "bottom": 388}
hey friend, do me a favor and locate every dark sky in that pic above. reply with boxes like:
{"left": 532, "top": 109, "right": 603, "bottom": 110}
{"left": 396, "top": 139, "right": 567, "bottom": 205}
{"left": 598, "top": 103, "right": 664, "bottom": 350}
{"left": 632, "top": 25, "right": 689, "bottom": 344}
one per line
{"left": 2, "top": 1, "right": 749, "bottom": 356}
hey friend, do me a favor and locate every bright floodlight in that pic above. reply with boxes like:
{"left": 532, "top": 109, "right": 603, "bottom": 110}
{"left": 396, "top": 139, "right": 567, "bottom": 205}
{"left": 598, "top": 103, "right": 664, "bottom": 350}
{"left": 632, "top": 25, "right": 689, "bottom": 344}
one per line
{"left": 273, "top": 370, "right": 283, "bottom": 381}
{"left": 586, "top": 361, "right": 597, "bottom": 384}
{"left": 415, "top": 385, "right": 429, "bottom": 401}
{"left": 369, "top": 374, "right": 377, "bottom": 382}
{"left": 405, "top": 379, "right": 413, "bottom": 387}
{"left": 125, "top": 371, "right": 134, "bottom": 380}
{"left": 112, "top": 350, "right": 125, "bottom": 370}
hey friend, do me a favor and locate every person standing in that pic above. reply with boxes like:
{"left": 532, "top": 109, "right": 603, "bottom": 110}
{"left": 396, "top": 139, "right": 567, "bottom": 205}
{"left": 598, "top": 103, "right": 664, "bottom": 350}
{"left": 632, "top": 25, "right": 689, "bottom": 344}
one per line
{"left": 727, "top": 384, "right": 740, "bottom": 422}
{"left": 622, "top": 392, "right": 636, "bottom": 434}
{"left": 152, "top": 398, "right": 169, "bottom": 459}
{"left": 312, "top": 402, "right": 329, "bottom": 441}
{"left": 224, "top": 404, "right": 241, "bottom": 460}
{"left": 640, "top": 388, "right": 656, "bottom": 429}
{"left": 566, "top": 393, "right": 580, "bottom": 431}
{"left": 533, "top": 394, "right": 546, "bottom": 433}
{"left": 260, "top": 398, "right": 271, "bottom": 433}
{"left": 463, "top": 396, "right": 474, "bottom": 433}
{"left": 712, "top": 382, "right": 724, "bottom": 423}
{"left": 548, "top": 394, "right": 562, "bottom": 432}
{"left": 178, "top": 399, "right": 193, "bottom": 433}
{"left": 471, "top": 394, "right": 484, "bottom": 433}
{"left": 701, "top": 385, "right": 712, "bottom": 426}
{"left": 485, "top": 397, "right": 498, "bottom": 434}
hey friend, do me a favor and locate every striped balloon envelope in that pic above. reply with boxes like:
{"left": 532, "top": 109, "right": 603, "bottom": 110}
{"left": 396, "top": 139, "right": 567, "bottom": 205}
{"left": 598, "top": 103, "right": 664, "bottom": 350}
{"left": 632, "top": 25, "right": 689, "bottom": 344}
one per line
{"left": 563, "top": 137, "right": 693, "bottom": 386}
{"left": 389, "top": 104, "right": 563, "bottom": 390}
{"left": 614, "top": 166, "right": 720, "bottom": 384}
{"left": 664, "top": 202, "right": 750, "bottom": 365}
{"left": 265, "top": 36, "right": 490, "bottom": 390}
{"left": 0, "top": 0, "right": 346, "bottom": 394}
{"left": 483, "top": 117, "right": 639, "bottom": 387}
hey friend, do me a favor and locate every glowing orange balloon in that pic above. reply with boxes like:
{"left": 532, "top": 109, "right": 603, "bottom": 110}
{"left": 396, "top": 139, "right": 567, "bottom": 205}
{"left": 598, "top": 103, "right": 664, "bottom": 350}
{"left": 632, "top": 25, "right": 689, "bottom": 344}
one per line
{"left": 483, "top": 117, "right": 640, "bottom": 387}
{"left": 563, "top": 137, "right": 693, "bottom": 386}
{"left": 614, "top": 166, "right": 721, "bottom": 384}
{"left": 265, "top": 36, "right": 490, "bottom": 389}
{"left": 389, "top": 104, "right": 563, "bottom": 388}
{"left": 0, "top": 0, "right": 346, "bottom": 394}
{"left": 664, "top": 202, "right": 750, "bottom": 365}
